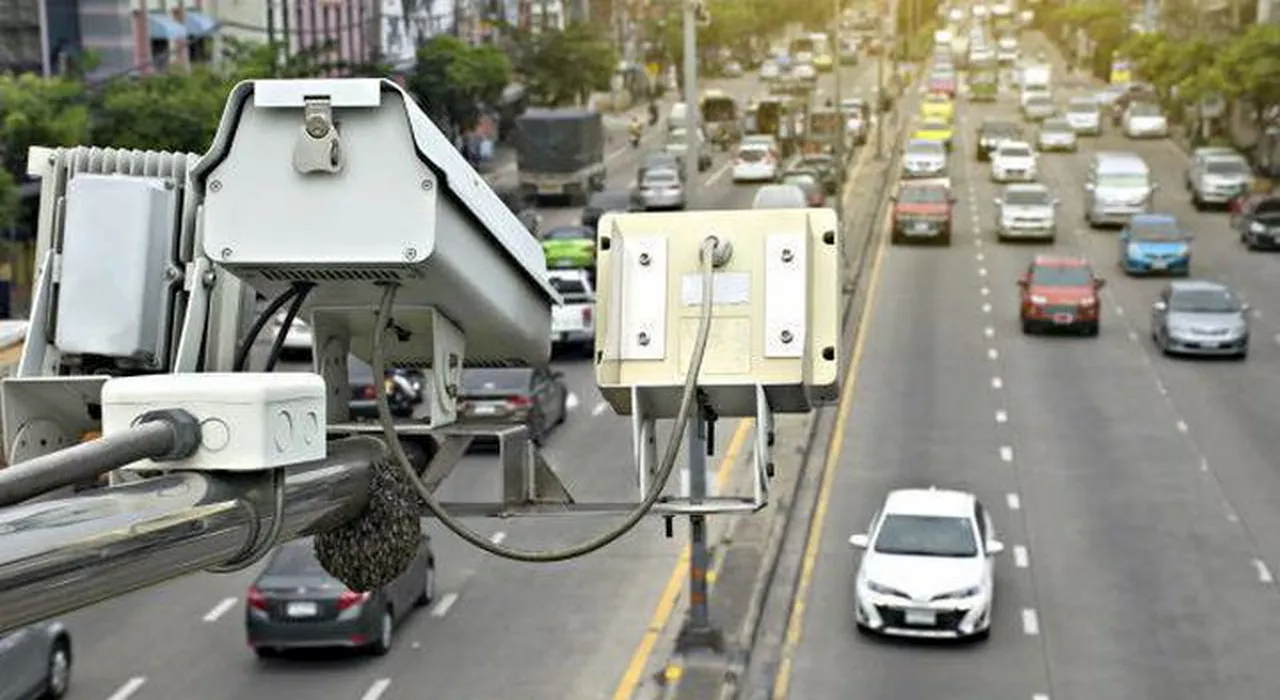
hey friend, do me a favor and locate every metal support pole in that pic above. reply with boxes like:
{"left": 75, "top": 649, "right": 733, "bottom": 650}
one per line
{"left": 675, "top": 410, "right": 724, "bottom": 652}
{"left": 832, "top": 0, "right": 845, "bottom": 221}
{"left": 682, "top": 0, "right": 699, "bottom": 199}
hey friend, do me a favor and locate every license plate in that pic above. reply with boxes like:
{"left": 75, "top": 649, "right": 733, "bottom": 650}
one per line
{"left": 904, "top": 608, "right": 936, "bottom": 625}
{"left": 538, "top": 185, "right": 561, "bottom": 194}
{"left": 911, "top": 222, "right": 931, "bottom": 233}
{"left": 1053, "top": 313, "right": 1074, "bottom": 324}
{"left": 286, "top": 601, "right": 318, "bottom": 617}
{"left": 1150, "top": 260, "right": 1167, "bottom": 270}
{"left": 473, "top": 405, "right": 497, "bottom": 416}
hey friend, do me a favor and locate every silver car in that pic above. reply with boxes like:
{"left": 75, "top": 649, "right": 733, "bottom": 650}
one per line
{"left": 1064, "top": 98, "right": 1102, "bottom": 135}
{"left": 0, "top": 621, "right": 72, "bottom": 700}
{"left": 1037, "top": 118, "right": 1078, "bottom": 152}
{"left": 902, "top": 139, "right": 948, "bottom": 178}
{"left": 1151, "top": 280, "right": 1250, "bottom": 359}
{"left": 637, "top": 168, "right": 687, "bottom": 210}
{"left": 1188, "top": 152, "right": 1253, "bottom": 209}
{"left": 995, "top": 183, "right": 1058, "bottom": 242}
{"left": 1022, "top": 94, "right": 1056, "bottom": 121}
{"left": 752, "top": 184, "right": 808, "bottom": 208}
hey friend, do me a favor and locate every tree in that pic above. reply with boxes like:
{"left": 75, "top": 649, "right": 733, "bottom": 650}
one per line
{"left": 514, "top": 23, "right": 615, "bottom": 107}
{"left": 1047, "top": 0, "right": 1130, "bottom": 78}
{"left": 1212, "top": 23, "right": 1280, "bottom": 119}
{"left": 407, "top": 35, "right": 511, "bottom": 136}
{"left": 90, "top": 69, "right": 231, "bottom": 154}
{"left": 1120, "top": 31, "right": 1218, "bottom": 105}
{"left": 0, "top": 74, "right": 91, "bottom": 228}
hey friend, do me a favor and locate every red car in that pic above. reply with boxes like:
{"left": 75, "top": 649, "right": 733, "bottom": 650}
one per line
{"left": 1017, "top": 255, "right": 1106, "bottom": 335}
{"left": 891, "top": 179, "right": 954, "bottom": 245}
{"left": 928, "top": 72, "right": 957, "bottom": 97}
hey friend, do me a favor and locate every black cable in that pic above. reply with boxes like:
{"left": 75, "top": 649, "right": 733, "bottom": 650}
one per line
{"left": 263, "top": 283, "right": 315, "bottom": 372}
{"left": 233, "top": 286, "right": 300, "bottom": 372}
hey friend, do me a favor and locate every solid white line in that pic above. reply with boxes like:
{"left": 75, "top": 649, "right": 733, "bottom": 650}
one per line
{"left": 980, "top": 286, "right": 990, "bottom": 296}
{"left": 995, "top": 409, "right": 1008, "bottom": 423}
{"left": 999, "top": 446, "right": 1013, "bottom": 462}
{"left": 431, "top": 592, "right": 459, "bottom": 618}
{"left": 984, "top": 326, "right": 995, "bottom": 338}
{"left": 202, "top": 597, "right": 237, "bottom": 623}
{"left": 1255, "top": 559, "right": 1274, "bottom": 584}
{"left": 360, "top": 679, "right": 393, "bottom": 700}
{"left": 987, "top": 348, "right": 999, "bottom": 360}
{"left": 1013, "top": 545, "right": 1029, "bottom": 568}
{"left": 991, "top": 376, "right": 1003, "bottom": 389}
{"left": 1176, "top": 420, "right": 1189, "bottom": 433}
{"left": 1021, "top": 608, "right": 1040, "bottom": 635}
{"left": 592, "top": 401, "right": 608, "bottom": 417}
{"left": 490, "top": 531, "right": 507, "bottom": 544}
{"left": 982, "top": 302, "right": 992, "bottom": 313}
{"left": 978, "top": 267, "right": 988, "bottom": 277}
{"left": 106, "top": 677, "right": 147, "bottom": 700}
{"left": 565, "top": 392, "right": 580, "bottom": 410}
{"left": 1006, "top": 493, "right": 1021, "bottom": 510}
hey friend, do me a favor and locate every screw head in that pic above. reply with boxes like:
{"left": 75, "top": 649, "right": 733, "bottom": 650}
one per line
{"left": 421, "top": 179, "right": 433, "bottom": 191}
{"left": 305, "top": 115, "right": 330, "bottom": 139}
{"left": 404, "top": 247, "right": 418, "bottom": 261}
{"left": 209, "top": 179, "right": 222, "bottom": 192}
{"left": 780, "top": 330, "right": 794, "bottom": 344}
{"left": 639, "top": 253, "right": 651, "bottom": 266}
{"left": 637, "top": 331, "right": 651, "bottom": 346}
{"left": 220, "top": 247, "right": 232, "bottom": 259}
{"left": 781, "top": 249, "right": 794, "bottom": 263}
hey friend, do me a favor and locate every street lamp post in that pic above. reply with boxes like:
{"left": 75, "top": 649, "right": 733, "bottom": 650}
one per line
{"left": 682, "top": 0, "right": 700, "bottom": 200}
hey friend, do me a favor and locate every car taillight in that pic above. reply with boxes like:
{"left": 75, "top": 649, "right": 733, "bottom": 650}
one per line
{"left": 360, "top": 385, "right": 376, "bottom": 399}
{"left": 337, "top": 590, "right": 371, "bottom": 611}
{"left": 582, "top": 307, "right": 593, "bottom": 324}
{"left": 247, "top": 587, "right": 267, "bottom": 611}
{"left": 507, "top": 395, "right": 532, "bottom": 408}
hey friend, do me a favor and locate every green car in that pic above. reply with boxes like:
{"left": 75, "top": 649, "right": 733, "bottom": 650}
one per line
{"left": 968, "top": 73, "right": 998, "bottom": 102}
{"left": 541, "top": 225, "right": 596, "bottom": 272}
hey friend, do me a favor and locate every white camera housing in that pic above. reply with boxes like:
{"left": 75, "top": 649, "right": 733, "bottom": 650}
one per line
{"left": 193, "top": 79, "right": 560, "bottom": 368}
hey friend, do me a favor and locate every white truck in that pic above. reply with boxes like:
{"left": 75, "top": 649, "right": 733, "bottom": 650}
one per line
{"left": 548, "top": 269, "right": 596, "bottom": 354}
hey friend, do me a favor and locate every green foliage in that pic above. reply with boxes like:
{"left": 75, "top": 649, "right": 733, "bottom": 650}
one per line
{"left": 407, "top": 34, "right": 512, "bottom": 132}
{"left": 1213, "top": 24, "right": 1280, "bottom": 111}
{"left": 0, "top": 74, "right": 90, "bottom": 226}
{"left": 1048, "top": 0, "right": 1130, "bottom": 77}
{"left": 1122, "top": 23, "right": 1280, "bottom": 114}
{"left": 1119, "top": 31, "right": 1218, "bottom": 103}
{"left": 91, "top": 68, "right": 230, "bottom": 153}
{"left": 512, "top": 23, "right": 615, "bottom": 107}
{"left": 0, "top": 169, "right": 18, "bottom": 229}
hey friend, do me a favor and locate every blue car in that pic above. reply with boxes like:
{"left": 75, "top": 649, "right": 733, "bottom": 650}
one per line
{"left": 1120, "top": 214, "right": 1193, "bottom": 276}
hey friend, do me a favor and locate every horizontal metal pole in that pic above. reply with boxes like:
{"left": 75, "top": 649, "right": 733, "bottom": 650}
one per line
{"left": 0, "top": 437, "right": 384, "bottom": 635}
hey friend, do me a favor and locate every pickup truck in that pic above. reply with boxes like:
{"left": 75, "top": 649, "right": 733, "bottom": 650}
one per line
{"left": 548, "top": 269, "right": 595, "bottom": 355}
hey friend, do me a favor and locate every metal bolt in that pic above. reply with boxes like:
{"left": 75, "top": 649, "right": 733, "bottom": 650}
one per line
{"left": 420, "top": 179, "right": 433, "bottom": 191}
{"left": 209, "top": 180, "right": 222, "bottom": 192}
{"left": 305, "top": 115, "right": 330, "bottom": 139}
{"left": 639, "top": 253, "right": 651, "bottom": 266}
{"left": 220, "top": 247, "right": 232, "bottom": 260}
{"left": 404, "top": 247, "right": 418, "bottom": 261}
{"left": 163, "top": 266, "right": 181, "bottom": 280}
{"left": 637, "top": 331, "right": 651, "bottom": 346}
{"left": 780, "top": 330, "right": 794, "bottom": 344}
{"left": 201, "top": 269, "right": 217, "bottom": 287}
{"left": 781, "top": 248, "right": 794, "bottom": 263}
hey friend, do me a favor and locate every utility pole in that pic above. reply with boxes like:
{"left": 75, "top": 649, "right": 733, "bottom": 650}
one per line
{"left": 681, "top": 0, "right": 699, "bottom": 202}
{"left": 833, "top": 0, "right": 845, "bottom": 222}
{"left": 675, "top": 406, "right": 724, "bottom": 652}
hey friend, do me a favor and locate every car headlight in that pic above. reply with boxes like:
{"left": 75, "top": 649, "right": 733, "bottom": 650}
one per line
{"left": 1250, "top": 221, "right": 1266, "bottom": 233}
{"left": 935, "top": 585, "right": 981, "bottom": 600}
{"left": 1128, "top": 243, "right": 1143, "bottom": 257}
{"left": 866, "top": 580, "right": 909, "bottom": 598}
{"left": 1030, "top": 294, "right": 1048, "bottom": 304}
{"left": 1080, "top": 297, "right": 1098, "bottom": 307}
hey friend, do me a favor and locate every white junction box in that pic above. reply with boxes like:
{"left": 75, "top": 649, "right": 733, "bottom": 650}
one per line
{"left": 102, "top": 373, "right": 327, "bottom": 471}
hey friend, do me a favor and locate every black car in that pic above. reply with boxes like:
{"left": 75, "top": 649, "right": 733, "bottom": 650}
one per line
{"left": 975, "top": 120, "right": 1023, "bottom": 162}
{"left": 791, "top": 155, "right": 839, "bottom": 193}
{"left": 245, "top": 536, "right": 435, "bottom": 657}
{"left": 347, "top": 356, "right": 421, "bottom": 420}
{"left": 581, "top": 190, "right": 635, "bottom": 230}
{"left": 456, "top": 367, "right": 568, "bottom": 444}
{"left": 1235, "top": 193, "right": 1280, "bottom": 250}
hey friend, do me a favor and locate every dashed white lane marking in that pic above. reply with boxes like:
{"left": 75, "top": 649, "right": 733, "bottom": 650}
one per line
{"left": 978, "top": 267, "right": 988, "bottom": 277}
{"left": 360, "top": 679, "right": 393, "bottom": 700}
{"left": 1228, "top": 511, "right": 1240, "bottom": 523}
{"left": 1175, "top": 420, "right": 1189, "bottom": 433}
{"left": 431, "top": 592, "right": 459, "bottom": 618}
{"left": 996, "top": 409, "right": 1008, "bottom": 423}
{"left": 999, "top": 446, "right": 1013, "bottom": 462}
{"left": 1200, "top": 457, "right": 1210, "bottom": 472}
{"left": 982, "top": 302, "right": 993, "bottom": 313}
{"left": 565, "top": 392, "right": 580, "bottom": 410}
{"left": 202, "top": 597, "right": 237, "bottom": 623}
{"left": 1033, "top": 694, "right": 1051, "bottom": 700}
{"left": 1155, "top": 379, "right": 1168, "bottom": 395}
{"left": 991, "top": 376, "right": 1003, "bottom": 389}
{"left": 1013, "top": 545, "right": 1029, "bottom": 568}
{"left": 976, "top": 252, "right": 985, "bottom": 261}
{"left": 1128, "top": 330, "right": 1139, "bottom": 342}
{"left": 980, "top": 286, "right": 990, "bottom": 296}
{"left": 1006, "top": 493, "right": 1021, "bottom": 510}
{"left": 1021, "top": 608, "right": 1040, "bottom": 635}
{"left": 592, "top": 401, "right": 608, "bottom": 417}
{"left": 1255, "top": 559, "right": 1274, "bottom": 584}
{"left": 987, "top": 348, "right": 999, "bottom": 360}
{"left": 490, "top": 531, "right": 507, "bottom": 544}
{"left": 1115, "top": 306, "right": 1125, "bottom": 316}
{"left": 106, "top": 677, "right": 147, "bottom": 700}
{"left": 984, "top": 326, "right": 995, "bottom": 338}
{"left": 703, "top": 162, "right": 732, "bottom": 187}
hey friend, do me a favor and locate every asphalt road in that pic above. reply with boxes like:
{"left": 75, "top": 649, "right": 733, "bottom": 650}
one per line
{"left": 53, "top": 64, "right": 878, "bottom": 700}
{"left": 778, "top": 35, "right": 1280, "bottom": 700}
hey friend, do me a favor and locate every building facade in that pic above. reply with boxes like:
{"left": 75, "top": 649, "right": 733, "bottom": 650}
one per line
{"left": 204, "top": 0, "right": 379, "bottom": 68}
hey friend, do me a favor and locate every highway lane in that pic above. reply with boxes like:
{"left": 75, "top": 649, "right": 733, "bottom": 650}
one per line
{"left": 779, "top": 55, "right": 1280, "bottom": 700}
{"left": 56, "top": 65, "right": 871, "bottom": 700}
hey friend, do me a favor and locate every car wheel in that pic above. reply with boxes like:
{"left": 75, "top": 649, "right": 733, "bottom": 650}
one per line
{"left": 44, "top": 639, "right": 71, "bottom": 699}
{"left": 254, "top": 647, "right": 281, "bottom": 659}
{"left": 971, "top": 626, "right": 992, "bottom": 642}
{"left": 1021, "top": 319, "right": 1034, "bottom": 334}
{"left": 1084, "top": 322, "right": 1100, "bottom": 337}
{"left": 1191, "top": 193, "right": 1203, "bottom": 211}
{"left": 416, "top": 559, "right": 436, "bottom": 607}
{"left": 557, "top": 391, "right": 568, "bottom": 425}
{"left": 1236, "top": 347, "right": 1249, "bottom": 361}
{"left": 369, "top": 609, "right": 394, "bottom": 656}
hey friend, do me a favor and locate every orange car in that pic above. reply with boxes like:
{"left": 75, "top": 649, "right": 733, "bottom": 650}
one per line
{"left": 1017, "top": 255, "right": 1106, "bottom": 336}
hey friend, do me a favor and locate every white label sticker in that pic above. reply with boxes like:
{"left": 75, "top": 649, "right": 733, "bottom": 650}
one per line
{"left": 681, "top": 272, "right": 751, "bottom": 306}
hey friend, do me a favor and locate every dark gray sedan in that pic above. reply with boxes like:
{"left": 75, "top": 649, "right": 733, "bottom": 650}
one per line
{"left": 0, "top": 621, "right": 71, "bottom": 700}
{"left": 245, "top": 535, "right": 435, "bottom": 658}
{"left": 1151, "top": 280, "right": 1250, "bottom": 359}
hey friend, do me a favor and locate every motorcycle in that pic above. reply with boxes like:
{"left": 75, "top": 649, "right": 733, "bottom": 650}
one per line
{"left": 629, "top": 131, "right": 642, "bottom": 148}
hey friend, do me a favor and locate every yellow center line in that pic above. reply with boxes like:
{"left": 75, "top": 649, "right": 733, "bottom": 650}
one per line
{"left": 611, "top": 126, "right": 880, "bottom": 700}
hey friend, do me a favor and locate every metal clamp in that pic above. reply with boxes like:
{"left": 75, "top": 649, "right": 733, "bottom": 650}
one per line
{"left": 292, "top": 97, "right": 343, "bottom": 175}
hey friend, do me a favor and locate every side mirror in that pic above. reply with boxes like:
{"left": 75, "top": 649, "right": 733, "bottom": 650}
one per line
{"left": 1241, "top": 302, "right": 1252, "bottom": 312}
{"left": 986, "top": 540, "right": 1005, "bottom": 556}
{"left": 848, "top": 533, "right": 870, "bottom": 549}
{"left": 1052, "top": 198, "right": 1061, "bottom": 207}
{"left": 993, "top": 197, "right": 1002, "bottom": 206}
{"left": 1151, "top": 183, "right": 1161, "bottom": 191}
{"left": 1153, "top": 300, "right": 1168, "bottom": 312}
{"left": 1093, "top": 278, "right": 1107, "bottom": 289}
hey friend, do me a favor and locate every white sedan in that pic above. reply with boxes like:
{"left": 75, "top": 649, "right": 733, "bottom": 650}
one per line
{"left": 991, "top": 141, "right": 1039, "bottom": 182}
{"left": 731, "top": 144, "right": 779, "bottom": 183}
{"left": 850, "top": 488, "right": 1003, "bottom": 640}
{"left": 1123, "top": 103, "right": 1170, "bottom": 139}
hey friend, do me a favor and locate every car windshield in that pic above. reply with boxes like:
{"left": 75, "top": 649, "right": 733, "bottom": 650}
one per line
{"left": 461, "top": 369, "right": 531, "bottom": 393}
{"left": 926, "top": 95, "right": 949, "bottom": 105}
{"left": 1067, "top": 101, "right": 1097, "bottom": 114}
{"left": 643, "top": 172, "right": 680, "bottom": 187}
{"left": 1031, "top": 265, "right": 1092, "bottom": 286}
{"left": 1000, "top": 145, "right": 1032, "bottom": 158}
{"left": 667, "top": 131, "right": 689, "bottom": 145}
{"left": 1130, "top": 218, "right": 1184, "bottom": 240}
{"left": 1005, "top": 189, "right": 1050, "bottom": 206}
{"left": 545, "top": 226, "right": 590, "bottom": 240}
{"left": 922, "top": 120, "right": 948, "bottom": 132}
{"left": 899, "top": 186, "right": 948, "bottom": 203}
{"left": 982, "top": 122, "right": 1018, "bottom": 137}
{"left": 754, "top": 186, "right": 806, "bottom": 207}
{"left": 1043, "top": 120, "right": 1071, "bottom": 133}
{"left": 873, "top": 514, "right": 978, "bottom": 557}
{"left": 1099, "top": 173, "right": 1149, "bottom": 188}
{"left": 783, "top": 174, "right": 817, "bottom": 188}
{"left": 1028, "top": 96, "right": 1052, "bottom": 106}
{"left": 265, "top": 541, "right": 328, "bottom": 576}
{"left": 1170, "top": 289, "right": 1241, "bottom": 313}
{"left": 906, "top": 140, "right": 944, "bottom": 156}
{"left": 1206, "top": 159, "right": 1249, "bottom": 175}
{"left": 1130, "top": 103, "right": 1161, "bottom": 116}
{"left": 549, "top": 277, "right": 588, "bottom": 296}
